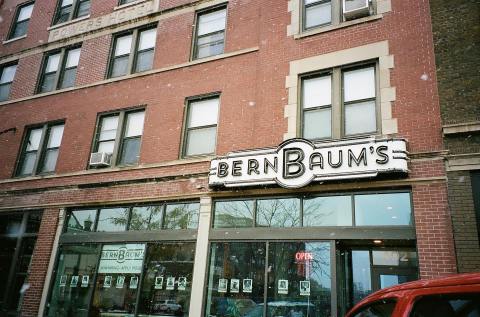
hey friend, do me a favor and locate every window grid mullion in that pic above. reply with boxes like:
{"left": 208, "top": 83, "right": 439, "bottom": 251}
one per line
{"left": 32, "top": 125, "right": 48, "bottom": 175}
{"left": 55, "top": 49, "right": 68, "bottom": 90}
{"left": 128, "top": 30, "right": 139, "bottom": 75}
{"left": 112, "top": 111, "right": 126, "bottom": 165}
{"left": 70, "top": 0, "right": 78, "bottom": 20}
{"left": 331, "top": 67, "right": 342, "bottom": 139}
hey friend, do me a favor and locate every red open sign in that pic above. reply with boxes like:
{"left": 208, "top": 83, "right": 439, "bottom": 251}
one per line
{"left": 295, "top": 252, "right": 313, "bottom": 261}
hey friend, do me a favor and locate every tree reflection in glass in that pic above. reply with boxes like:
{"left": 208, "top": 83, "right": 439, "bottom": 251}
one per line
{"left": 205, "top": 242, "right": 266, "bottom": 317}
{"left": 303, "top": 195, "right": 352, "bottom": 226}
{"left": 267, "top": 242, "right": 331, "bottom": 317}
{"left": 129, "top": 206, "right": 163, "bottom": 231}
{"left": 138, "top": 242, "right": 196, "bottom": 317}
{"left": 214, "top": 200, "right": 254, "bottom": 228}
{"left": 96, "top": 207, "right": 129, "bottom": 232}
{"left": 163, "top": 203, "right": 199, "bottom": 229}
{"left": 256, "top": 198, "right": 301, "bottom": 228}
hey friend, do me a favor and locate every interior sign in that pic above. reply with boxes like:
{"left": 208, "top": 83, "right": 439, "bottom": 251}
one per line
{"left": 209, "top": 138, "right": 408, "bottom": 189}
{"left": 98, "top": 244, "right": 145, "bottom": 274}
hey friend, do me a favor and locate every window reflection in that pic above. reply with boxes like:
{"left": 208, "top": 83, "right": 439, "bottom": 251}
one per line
{"left": 214, "top": 200, "right": 254, "bottom": 228}
{"left": 67, "top": 209, "right": 97, "bottom": 232}
{"left": 129, "top": 206, "right": 163, "bottom": 231}
{"left": 354, "top": 193, "right": 412, "bottom": 226}
{"left": 303, "top": 195, "right": 352, "bottom": 226}
{"left": 256, "top": 198, "right": 301, "bottom": 228}
{"left": 164, "top": 203, "right": 199, "bottom": 229}
{"left": 96, "top": 208, "right": 130, "bottom": 232}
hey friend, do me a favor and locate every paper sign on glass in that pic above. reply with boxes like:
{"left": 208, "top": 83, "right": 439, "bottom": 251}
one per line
{"left": 278, "top": 279, "right": 288, "bottom": 294}
{"left": 70, "top": 276, "right": 79, "bottom": 287}
{"left": 116, "top": 276, "right": 125, "bottom": 288}
{"left": 59, "top": 275, "right": 67, "bottom": 286}
{"left": 178, "top": 277, "right": 187, "bottom": 291}
{"left": 230, "top": 279, "right": 240, "bottom": 293}
{"left": 130, "top": 276, "right": 139, "bottom": 289}
{"left": 154, "top": 276, "right": 164, "bottom": 289}
{"left": 81, "top": 275, "right": 89, "bottom": 288}
{"left": 243, "top": 279, "right": 253, "bottom": 293}
{"left": 218, "top": 278, "right": 228, "bottom": 293}
{"left": 104, "top": 276, "right": 112, "bottom": 288}
{"left": 300, "top": 280, "right": 311, "bottom": 296}
{"left": 166, "top": 277, "right": 175, "bottom": 290}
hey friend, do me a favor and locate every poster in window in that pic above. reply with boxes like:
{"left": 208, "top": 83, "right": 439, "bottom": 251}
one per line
{"left": 154, "top": 276, "right": 163, "bottom": 289}
{"left": 166, "top": 277, "right": 175, "bottom": 290}
{"left": 178, "top": 277, "right": 187, "bottom": 291}
{"left": 116, "top": 276, "right": 125, "bottom": 288}
{"left": 104, "top": 275, "right": 112, "bottom": 288}
{"left": 130, "top": 276, "right": 139, "bottom": 289}
{"left": 243, "top": 279, "right": 252, "bottom": 293}
{"left": 59, "top": 275, "right": 67, "bottom": 287}
{"left": 81, "top": 275, "right": 89, "bottom": 288}
{"left": 230, "top": 279, "right": 240, "bottom": 293}
{"left": 300, "top": 280, "right": 310, "bottom": 296}
{"left": 278, "top": 279, "right": 288, "bottom": 294}
{"left": 218, "top": 278, "right": 228, "bottom": 293}
{"left": 70, "top": 275, "right": 79, "bottom": 288}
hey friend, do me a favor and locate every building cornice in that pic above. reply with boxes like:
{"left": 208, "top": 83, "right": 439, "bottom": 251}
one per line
{"left": 443, "top": 121, "right": 480, "bottom": 135}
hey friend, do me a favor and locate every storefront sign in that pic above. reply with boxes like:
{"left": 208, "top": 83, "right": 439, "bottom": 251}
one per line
{"left": 209, "top": 138, "right": 408, "bottom": 189}
{"left": 98, "top": 244, "right": 145, "bottom": 274}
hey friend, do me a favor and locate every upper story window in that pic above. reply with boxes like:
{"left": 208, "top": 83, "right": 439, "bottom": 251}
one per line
{"left": 182, "top": 96, "right": 220, "bottom": 157}
{"left": 37, "top": 46, "right": 81, "bottom": 93}
{"left": 53, "top": 0, "right": 90, "bottom": 25}
{"left": 119, "top": 0, "right": 137, "bottom": 5}
{"left": 302, "top": 63, "right": 377, "bottom": 140}
{"left": 108, "top": 26, "right": 157, "bottom": 78}
{"left": 16, "top": 122, "right": 65, "bottom": 177}
{"left": 193, "top": 7, "right": 227, "bottom": 60}
{"left": 0, "top": 63, "right": 17, "bottom": 102}
{"left": 302, "top": 0, "right": 373, "bottom": 31}
{"left": 90, "top": 109, "right": 145, "bottom": 168}
{"left": 8, "top": 2, "right": 34, "bottom": 40}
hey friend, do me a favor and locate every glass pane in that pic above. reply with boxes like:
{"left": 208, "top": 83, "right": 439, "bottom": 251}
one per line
{"left": 61, "top": 0, "right": 74, "bottom": 7}
{"left": 111, "top": 55, "right": 129, "bottom": 77}
{"left": 256, "top": 198, "right": 301, "bottom": 228}
{"left": 7, "top": 273, "right": 27, "bottom": 310}
{"left": 129, "top": 206, "right": 163, "bottom": 231}
{"left": 411, "top": 294, "right": 480, "bottom": 317}
{"left": 46, "top": 53, "right": 61, "bottom": 73}
{"left": 119, "top": 137, "right": 141, "bottom": 165}
{"left": 303, "top": 75, "right": 331, "bottom": 108}
{"left": 267, "top": 242, "right": 331, "bottom": 317}
{"left": 18, "top": 4, "right": 34, "bottom": 21}
{"left": 198, "top": 9, "right": 226, "bottom": 36}
{"left": 98, "top": 140, "right": 115, "bottom": 154}
{"left": 77, "top": 0, "right": 90, "bottom": 17}
{"left": 1, "top": 64, "right": 17, "bottom": 84}
{"left": 380, "top": 275, "right": 409, "bottom": 289}
{"left": 163, "top": 203, "right": 200, "bottom": 229}
{"left": 214, "top": 200, "right": 254, "bottom": 228}
{"left": 345, "top": 0, "right": 368, "bottom": 11}
{"left": 96, "top": 207, "right": 129, "bottom": 232}
{"left": 99, "top": 116, "right": 119, "bottom": 141}
{"left": 372, "top": 251, "right": 418, "bottom": 267}
{"left": 27, "top": 128, "right": 43, "bottom": 151}
{"left": 47, "top": 125, "right": 64, "bottom": 148}
{"left": 188, "top": 98, "right": 219, "bottom": 128}
{"left": 40, "top": 148, "right": 59, "bottom": 173}
{"left": 12, "top": 20, "right": 28, "bottom": 38}
{"left": 204, "top": 242, "right": 266, "bottom": 317}
{"left": 26, "top": 212, "right": 42, "bottom": 233}
{"left": 60, "top": 67, "right": 77, "bottom": 88}
{"left": 354, "top": 193, "right": 412, "bottom": 226}
{"left": 303, "top": 195, "right": 352, "bottom": 226}
{"left": 65, "top": 48, "right": 81, "bottom": 68}
{"left": 138, "top": 29, "right": 157, "bottom": 50}
{"left": 47, "top": 244, "right": 100, "bottom": 317}
{"left": 56, "top": 6, "right": 71, "bottom": 24}
{"left": 125, "top": 111, "right": 145, "bottom": 137}
{"left": 304, "top": 108, "right": 331, "bottom": 139}
{"left": 92, "top": 244, "right": 145, "bottom": 316}
{"left": 19, "top": 152, "right": 37, "bottom": 176}
{"left": 0, "top": 237, "right": 16, "bottom": 300}
{"left": 115, "top": 35, "right": 133, "bottom": 56}
{"left": 17, "top": 237, "right": 36, "bottom": 273}
{"left": 305, "top": 2, "right": 332, "bottom": 28}
{"left": 345, "top": 100, "right": 376, "bottom": 135}
{"left": 40, "top": 73, "right": 56, "bottom": 92}
{"left": 138, "top": 242, "right": 196, "bottom": 317}
{"left": 344, "top": 67, "right": 375, "bottom": 102}
{"left": 135, "top": 49, "right": 154, "bottom": 72}
{"left": 0, "top": 83, "right": 11, "bottom": 101}
{"left": 67, "top": 209, "right": 97, "bottom": 232}
{"left": 0, "top": 213, "right": 23, "bottom": 235}
{"left": 185, "top": 127, "right": 217, "bottom": 156}
{"left": 352, "top": 250, "right": 372, "bottom": 303}
{"left": 196, "top": 33, "right": 225, "bottom": 58}
{"left": 351, "top": 300, "right": 396, "bottom": 317}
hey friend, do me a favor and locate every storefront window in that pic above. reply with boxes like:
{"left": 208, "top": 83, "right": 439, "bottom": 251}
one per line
{"left": 303, "top": 195, "right": 352, "bottom": 226}
{"left": 47, "top": 244, "right": 100, "bottom": 317}
{"left": 129, "top": 206, "right": 163, "bottom": 231}
{"left": 354, "top": 193, "right": 412, "bottom": 226}
{"left": 67, "top": 209, "right": 97, "bottom": 232}
{"left": 256, "top": 198, "right": 301, "bottom": 228}
{"left": 214, "top": 200, "right": 255, "bottom": 228}
{"left": 205, "top": 242, "right": 266, "bottom": 317}
{"left": 163, "top": 203, "right": 200, "bottom": 229}
{"left": 352, "top": 251, "right": 372, "bottom": 303}
{"left": 97, "top": 207, "right": 130, "bottom": 232}
{"left": 137, "top": 242, "right": 196, "bottom": 317}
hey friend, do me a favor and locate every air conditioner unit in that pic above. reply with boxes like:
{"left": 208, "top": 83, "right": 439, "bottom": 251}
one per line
{"left": 89, "top": 152, "right": 112, "bottom": 167}
{"left": 343, "top": 0, "right": 370, "bottom": 20}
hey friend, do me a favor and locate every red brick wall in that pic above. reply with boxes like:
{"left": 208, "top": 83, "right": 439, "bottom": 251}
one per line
{"left": 21, "top": 208, "right": 59, "bottom": 317}
{"left": 413, "top": 183, "right": 458, "bottom": 278}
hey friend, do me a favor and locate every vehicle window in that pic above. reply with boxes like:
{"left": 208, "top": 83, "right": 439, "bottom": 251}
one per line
{"left": 410, "top": 293, "right": 480, "bottom": 317}
{"left": 352, "top": 299, "right": 397, "bottom": 317}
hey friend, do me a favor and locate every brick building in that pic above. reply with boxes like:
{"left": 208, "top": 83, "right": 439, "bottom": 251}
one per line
{"left": 430, "top": 0, "right": 480, "bottom": 274}
{"left": 0, "top": 0, "right": 459, "bottom": 316}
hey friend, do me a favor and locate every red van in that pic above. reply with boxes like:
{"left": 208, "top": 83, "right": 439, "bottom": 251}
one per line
{"left": 345, "top": 273, "right": 480, "bottom": 317}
